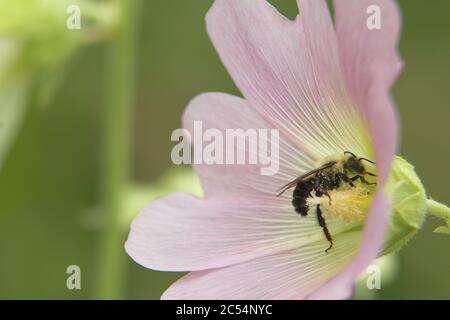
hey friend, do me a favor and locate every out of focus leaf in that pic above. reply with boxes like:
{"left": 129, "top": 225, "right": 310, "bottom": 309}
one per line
{"left": 0, "top": 0, "right": 118, "bottom": 169}
{"left": 0, "top": 78, "right": 29, "bottom": 168}
{"left": 0, "top": 38, "right": 30, "bottom": 167}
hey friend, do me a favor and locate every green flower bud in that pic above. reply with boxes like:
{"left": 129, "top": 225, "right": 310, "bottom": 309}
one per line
{"left": 382, "top": 156, "right": 450, "bottom": 255}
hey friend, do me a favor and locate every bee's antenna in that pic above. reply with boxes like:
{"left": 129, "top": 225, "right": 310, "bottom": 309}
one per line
{"left": 359, "top": 157, "right": 375, "bottom": 165}
{"left": 344, "top": 151, "right": 357, "bottom": 158}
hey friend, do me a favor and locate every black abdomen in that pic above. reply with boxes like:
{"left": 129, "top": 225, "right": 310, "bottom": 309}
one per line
{"left": 292, "top": 179, "right": 314, "bottom": 216}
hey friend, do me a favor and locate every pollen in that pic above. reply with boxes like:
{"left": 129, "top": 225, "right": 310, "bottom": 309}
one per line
{"left": 308, "top": 186, "right": 372, "bottom": 224}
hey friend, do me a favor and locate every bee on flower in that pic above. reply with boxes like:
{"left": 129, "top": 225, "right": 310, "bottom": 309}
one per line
{"left": 125, "top": 0, "right": 450, "bottom": 300}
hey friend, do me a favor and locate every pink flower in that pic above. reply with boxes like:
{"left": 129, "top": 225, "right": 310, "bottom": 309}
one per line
{"left": 126, "top": 0, "right": 402, "bottom": 299}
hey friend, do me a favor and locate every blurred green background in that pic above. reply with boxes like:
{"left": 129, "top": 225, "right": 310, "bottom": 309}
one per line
{"left": 0, "top": 0, "right": 449, "bottom": 299}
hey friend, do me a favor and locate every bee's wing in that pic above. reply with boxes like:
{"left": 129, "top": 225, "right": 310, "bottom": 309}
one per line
{"left": 276, "top": 161, "right": 336, "bottom": 196}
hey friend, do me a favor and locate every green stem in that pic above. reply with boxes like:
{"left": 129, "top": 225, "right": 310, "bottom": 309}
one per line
{"left": 95, "top": 0, "right": 140, "bottom": 299}
{"left": 427, "top": 199, "right": 450, "bottom": 220}
{"left": 427, "top": 199, "right": 450, "bottom": 235}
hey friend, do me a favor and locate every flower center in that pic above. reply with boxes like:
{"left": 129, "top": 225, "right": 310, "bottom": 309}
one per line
{"left": 308, "top": 184, "right": 373, "bottom": 224}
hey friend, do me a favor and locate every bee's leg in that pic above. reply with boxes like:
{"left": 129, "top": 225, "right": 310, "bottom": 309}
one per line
{"left": 335, "top": 172, "right": 356, "bottom": 188}
{"left": 361, "top": 175, "right": 376, "bottom": 185}
{"left": 323, "top": 190, "right": 332, "bottom": 205}
{"left": 352, "top": 175, "right": 376, "bottom": 185}
{"left": 316, "top": 204, "right": 333, "bottom": 253}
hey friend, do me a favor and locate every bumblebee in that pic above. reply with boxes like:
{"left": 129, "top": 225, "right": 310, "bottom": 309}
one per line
{"left": 277, "top": 151, "right": 376, "bottom": 252}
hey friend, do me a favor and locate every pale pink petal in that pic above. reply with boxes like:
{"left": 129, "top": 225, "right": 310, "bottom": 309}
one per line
{"left": 162, "top": 231, "right": 360, "bottom": 300}
{"left": 126, "top": 190, "right": 358, "bottom": 272}
{"left": 334, "top": 0, "right": 403, "bottom": 108}
{"left": 333, "top": 0, "right": 401, "bottom": 183}
{"left": 307, "top": 1, "right": 402, "bottom": 299}
{"left": 206, "top": 0, "right": 371, "bottom": 162}
{"left": 182, "top": 93, "right": 312, "bottom": 200}
{"left": 125, "top": 192, "right": 277, "bottom": 272}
